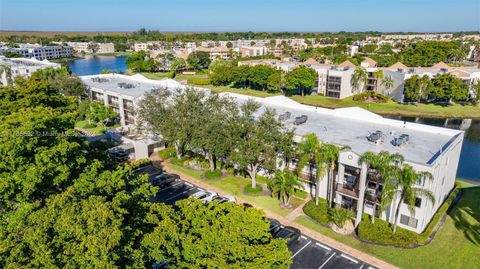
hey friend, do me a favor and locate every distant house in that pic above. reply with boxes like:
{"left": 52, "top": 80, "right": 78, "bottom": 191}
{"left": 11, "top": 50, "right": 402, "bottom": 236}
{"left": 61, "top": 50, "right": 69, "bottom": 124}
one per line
{"left": 0, "top": 57, "right": 60, "bottom": 85}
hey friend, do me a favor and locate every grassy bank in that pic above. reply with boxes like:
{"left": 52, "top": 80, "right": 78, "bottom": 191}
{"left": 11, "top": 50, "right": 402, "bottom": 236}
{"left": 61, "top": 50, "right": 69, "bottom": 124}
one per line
{"left": 166, "top": 162, "right": 305, "bottom": 217}
{"left": 296, "top": 181, "right": 480, "bottom": 269}
{"left": 291, "top": 95, "right": 480, "bottom": 119}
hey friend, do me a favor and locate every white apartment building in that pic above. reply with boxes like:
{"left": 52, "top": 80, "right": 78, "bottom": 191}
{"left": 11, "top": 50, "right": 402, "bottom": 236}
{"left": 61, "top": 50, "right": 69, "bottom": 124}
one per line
{"left": 67, "top": 42, "right": 115, "bottom": 53}
{"left": 133, "top": 41, "right": 163, "bottom": 52}
{"left": 0, "top": 57, "right": 60, "bottom": 85}
{"left": 0, "top": 43, "right": 73, "bottom": 60}
{"left": 240, "top": 46, "right": 267, "bottom": 58}
{"left": 80, "top": 73, "right": 463, "bottom": 234}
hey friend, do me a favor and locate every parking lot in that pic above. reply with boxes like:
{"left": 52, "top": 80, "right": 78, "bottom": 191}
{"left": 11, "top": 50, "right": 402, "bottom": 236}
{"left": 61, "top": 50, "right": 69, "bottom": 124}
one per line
{"left": 138, "top": 165, "right": 376, "bottom": 269}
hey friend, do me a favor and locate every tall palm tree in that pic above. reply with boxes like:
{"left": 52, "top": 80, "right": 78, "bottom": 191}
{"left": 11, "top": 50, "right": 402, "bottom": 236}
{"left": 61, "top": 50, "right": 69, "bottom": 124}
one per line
{"left": 0, "top": 64, "right": 13, "bottom": 85}
{"left": 297, "top": 133, "right": 327, "bottom": 205}
{"left": 372, "top": 70, "right": 384, "bottom": 91}
{"left": 381, "top": 75, "right": 394, "bottom": 95}
{"left": 392, "top": 164, "right": 434, "bottom": 233}
{"left": 359, "top": 151, "right": 404, "bottom": 223}
{"left": 352, "top": 67, "right": 368, "bottom": 94}
{"left": 322, "top": 143, "right": 350, "bottom": 207}
{"left": 270, "top": 171, "right": 303, "bottom": 207}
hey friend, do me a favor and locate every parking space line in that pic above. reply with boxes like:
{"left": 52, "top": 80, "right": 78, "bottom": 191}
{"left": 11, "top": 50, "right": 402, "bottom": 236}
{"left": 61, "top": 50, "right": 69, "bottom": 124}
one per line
{"left": 165, "top": 187, "right": 196, "bottom": 202}
{"left": 291, "top": 240, "right": 311, "bottom": 258}
{"left": 300, "top": 235, "right": 307, "bottom": 240}
{"left": 318, "top": 253, "right": 335, "bottom": 269}
{"left": 184, "top": 182, "right": 193, "bottom": 187}
{"left": 157, "top": 181, "right": 183, "bottom": 193}
{"left": 315, "top": 242, "right": 332, "bottom": 251}
{"left": 358, "top": 265, "right": 364, "bottom": 269}
{"left": 340, "top": 253, "right": 359, "bottom": 264}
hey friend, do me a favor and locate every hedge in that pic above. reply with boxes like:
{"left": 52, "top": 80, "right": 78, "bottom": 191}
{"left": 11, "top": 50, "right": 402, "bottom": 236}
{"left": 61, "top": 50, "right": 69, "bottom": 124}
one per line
{"left": 357, "top": 215, "right": 419, "bottom": 247}
{"left": 130, "top": 159, "right": 151, "bottom": 169}
{"left": 158, "top": 147, "right": 176, "bottom": 160}
{"left": 187, "top": 77, "right": 211, "bottom": 85}
{"left": 303, "top": 199, "right": 329, "bottom": 225}
{"left": 204, "top": 169, "right": 222, "bottom": 179}
{"left": 352, "top": 91, "right": 389, "bottom": 103}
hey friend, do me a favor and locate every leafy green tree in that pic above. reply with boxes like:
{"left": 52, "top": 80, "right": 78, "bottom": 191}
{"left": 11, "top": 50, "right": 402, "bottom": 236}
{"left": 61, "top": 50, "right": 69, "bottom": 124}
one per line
{"left": 171, "top": 57, "right": 187, "bottom": 72}
{"left": 155, "top": 53, "right": 175, "bottom": 71}
{"left": 359, "top": 151, "right": 404, "bottom": 223}
{"left": 284, "top": 65, "right": 317, "bottom": 96}
{"left": 208, "top": 59, "right": 235, "bottom": 86}
{"left": 229, "top": 100, "right": 293, "bottom": 188}
{"left": 187, "top": 51, "right": 211, "bottom": 70}
{"left": 141, "top": 199, "right": 291, "bottom": 268}
{"left": 126, "top": 51, "right": 155, "bottom": 72}
{"left": 87, "top": 42, "right": 100, "bottom": 53}
{"left": 86, "top": 101, "right": 118, "bottom": 126}
{"left": 404, "top": 75, "right": 432, "bottom": 102}
{"left": 269, "top": 171, "right": 302, "bottom": 207}
{"left": 472, "top": 80, "right": 480, "bottom": 105}
{"left": 267, "top": 70, "right": 282, "bottom": 92}
{"left": 391, "top": 165, "right": 435, "bottom": 233}
{"left": 430, "top": 73, "right": 468, "bottom": 102}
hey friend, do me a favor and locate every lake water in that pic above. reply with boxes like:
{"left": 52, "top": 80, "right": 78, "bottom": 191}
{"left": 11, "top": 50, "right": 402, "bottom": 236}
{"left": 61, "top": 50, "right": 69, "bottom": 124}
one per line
{"left": 386, "top": 116, "right": 480, "bottom": 183}
{"left": 66, "top": 55, "right": 127, "bottom": 76}
{"left": 65, "top": 56, "right": 479, "bottom": 183}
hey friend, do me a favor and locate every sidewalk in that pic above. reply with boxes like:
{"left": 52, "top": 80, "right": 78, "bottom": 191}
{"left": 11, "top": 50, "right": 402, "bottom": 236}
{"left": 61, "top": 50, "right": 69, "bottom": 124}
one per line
{"left": 150, "top": 154, "right": 398, "bottom": 269}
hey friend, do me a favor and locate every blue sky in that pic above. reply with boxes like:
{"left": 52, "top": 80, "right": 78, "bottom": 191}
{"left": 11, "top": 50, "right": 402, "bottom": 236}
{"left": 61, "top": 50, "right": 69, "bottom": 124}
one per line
{"left": 0, "top": 0, "right": 479, "bottom": 32}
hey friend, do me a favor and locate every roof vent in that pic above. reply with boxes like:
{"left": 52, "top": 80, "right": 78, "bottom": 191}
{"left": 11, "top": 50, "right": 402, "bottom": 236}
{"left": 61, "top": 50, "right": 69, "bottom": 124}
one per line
{"left": 393, "top": 134, "right": 410, "bottom": 147}
{"left": 367, "top": 130, "right": 383, "bottom": 143}
{"left": 91, "top": 77, "right": 109, "bottom": 83}
{"left": 118, "top": 82, "right": 135, "bottom": 89}
{"left": 278, "top": 111, "right": 291, "bottom": 121}
{"left": 294, "top": 115, "right": 308, "bottom": 125}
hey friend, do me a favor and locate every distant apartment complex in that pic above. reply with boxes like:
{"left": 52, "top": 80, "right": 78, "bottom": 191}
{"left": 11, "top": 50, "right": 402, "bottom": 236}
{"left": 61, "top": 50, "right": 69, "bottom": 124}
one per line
{"left": 81, "top": 73, "right": 463, "bottom": 234}
{"left": 238, "top": 58, "right": 480, "bottom": 102}
{"left": 0, "top": 56, "right": 60, "bottom": 85}
{"left": 67, "top": 42, "right": 115, "bottom": 54}
{"left": 0, "top": 43, "right": 73, "bottom": 60}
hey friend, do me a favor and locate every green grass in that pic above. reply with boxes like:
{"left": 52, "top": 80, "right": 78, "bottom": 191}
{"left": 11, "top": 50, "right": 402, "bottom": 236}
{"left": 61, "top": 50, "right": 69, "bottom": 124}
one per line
{"left": 290, "top": 95, "right": 480, "bottom": 119}
{"left": 203, "top": 85, "right": 280, "bottom": 98}
{"left": 75, "top": 120, "right": 106, "bottom": 135}
{"left": 168, "top": 163, "right": 303, "bottom": 216}
{"left": 296, "top": 184, "right": 480, "bottom": 269}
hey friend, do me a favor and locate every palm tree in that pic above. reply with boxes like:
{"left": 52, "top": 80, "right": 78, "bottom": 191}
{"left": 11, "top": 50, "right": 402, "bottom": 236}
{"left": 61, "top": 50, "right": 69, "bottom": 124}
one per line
{"left": 270, "top": 171, "right": 303, "bottom": 207}
{"left": 352, "top": 67, "right": 368, "bottom": 94}
{"left": 372, "top": 70, "right": 384, "bottom": 91}
{"left": 322, "top": 144, "right": 350, "bottom": 207}
{"left": 297, "top": 133, "right": 327, "bottom": 205}
{"left": 381, "top": 75, "right": 394, "bottom": 95}
{"left": 359, "top": 151, "right": 404, "bottom": 224}
{"left": 392, "top": 164, "right": 434, "bottom": 233}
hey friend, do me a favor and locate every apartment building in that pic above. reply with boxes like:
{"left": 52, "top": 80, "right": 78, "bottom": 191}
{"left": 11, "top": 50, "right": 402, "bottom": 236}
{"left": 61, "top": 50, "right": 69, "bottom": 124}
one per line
{"left": 67, "top": 42, "right": 115, "bottom": 53}
{"left": 133, "top": 41, "right": 163, "bottom": 52}
{"left": 240, "top": 46, "right": 267, "bottom": 58}
{"left": 195, "top": 46, "right": 234, "bottom": 60}
{"left": 0, "top": 56, "right": 60, "bottom": 85}
{"left": 0, "top": 43, "right": 73, "bottom": 60}
{"left": 80, "top": 74, "right": 463, "bottom": 233}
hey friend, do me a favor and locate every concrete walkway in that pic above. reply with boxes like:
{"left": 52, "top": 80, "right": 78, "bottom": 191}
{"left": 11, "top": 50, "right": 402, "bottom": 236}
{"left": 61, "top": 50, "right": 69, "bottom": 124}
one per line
{"left": 150, "top": 154, "right": 398, "bottom": 269}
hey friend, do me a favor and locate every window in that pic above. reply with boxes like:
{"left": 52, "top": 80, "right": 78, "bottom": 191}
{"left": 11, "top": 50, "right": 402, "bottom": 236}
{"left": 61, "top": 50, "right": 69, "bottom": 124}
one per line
{"left": 400, "top": 214, "right": 418, "bottom": 228}
{"left": 415, "top": 197, "right": 422, "bottom": 208}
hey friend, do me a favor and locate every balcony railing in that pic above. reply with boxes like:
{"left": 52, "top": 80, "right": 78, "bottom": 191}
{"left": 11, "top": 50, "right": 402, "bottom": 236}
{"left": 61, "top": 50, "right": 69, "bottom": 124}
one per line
{"left": 336, "top": 182, "right": 359, "bottom": 198}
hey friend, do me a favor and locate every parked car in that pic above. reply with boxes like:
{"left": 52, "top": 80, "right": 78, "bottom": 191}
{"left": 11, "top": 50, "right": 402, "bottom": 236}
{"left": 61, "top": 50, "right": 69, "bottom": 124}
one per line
{"left": 212, "top": 195, "right": 237, "bottom": 204}
{"left": 269, "top": 219, "right": 283, "bottom": 235}
{"left": 152, "top": 174, "right": 179, "bottom": 188}
{"left": 191, "top": 190, "right": 217, "bottom": 203}
{"left": 273, "top": 226, "right": 301, "bottom": 244}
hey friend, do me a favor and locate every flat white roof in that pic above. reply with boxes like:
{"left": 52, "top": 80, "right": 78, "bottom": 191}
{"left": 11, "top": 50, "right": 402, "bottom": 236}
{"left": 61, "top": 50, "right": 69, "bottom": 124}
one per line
{"left": 82, "top": 74, "right": 463, "bottom": 166}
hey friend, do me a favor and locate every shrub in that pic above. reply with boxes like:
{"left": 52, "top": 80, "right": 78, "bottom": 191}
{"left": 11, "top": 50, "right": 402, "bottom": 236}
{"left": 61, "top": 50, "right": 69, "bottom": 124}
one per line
{"left": 166, "top": 71, "right": 176, "bottom": 78}
{"left": 328, "top": 207, "right": 355, "bottom": 228}
{"left": 357, "top": 215, "right": 419, "bottom": 247}
{"left": 226, "top": 167, "right": 236, "bottom": 176}
{"left": 303, "top": 199, "right": 329, "bottom": 225}
{"left": 352, "top": 91, "right": 389, "bottom": 103}
{"left": 158, "top": 147, "right": 175, "bottom": 160}
{"left": 204, "top": 169, "right": 222, "bottom": 179}
{"left": 171, "top": 157, "right": 188, "bottom": 166}
{"left": 130, "top": 158, "right": 151, "bottom": 169}
{"left": 244, "top": 184, "right": 262, "bottom": 195}
{"left": 187, "top": 77, "right": 211, "bottom": 85}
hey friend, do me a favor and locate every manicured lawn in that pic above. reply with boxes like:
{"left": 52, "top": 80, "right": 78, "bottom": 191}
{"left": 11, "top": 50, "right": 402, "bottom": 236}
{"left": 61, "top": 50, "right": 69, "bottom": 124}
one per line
{"left": 290, "top": 95, "right": 480, "bottom": 119}
{"left": 168, "top": 163, "right": 304, "bottom": 217}
{"left": 203, "top": 85, "right": 280, "bottom": 98}
{"left": 296, "top": 183, "right": 480, "bottom": 269}
{"left": 140, "top": 72, "right": 170, "bottom": 80}
{"left": 75, "top": 120, "right": 106, "bottom": 135}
